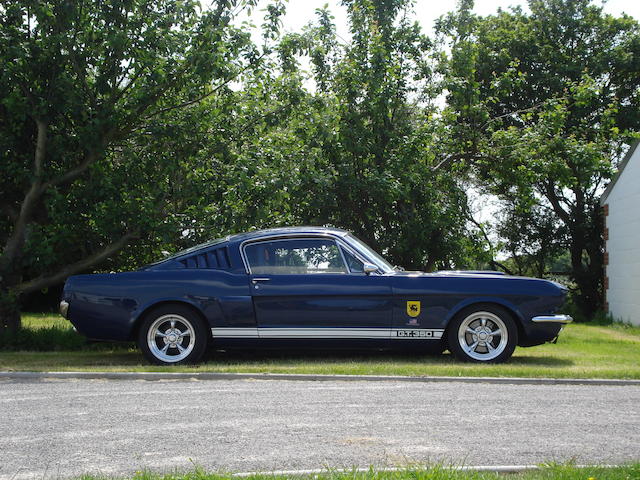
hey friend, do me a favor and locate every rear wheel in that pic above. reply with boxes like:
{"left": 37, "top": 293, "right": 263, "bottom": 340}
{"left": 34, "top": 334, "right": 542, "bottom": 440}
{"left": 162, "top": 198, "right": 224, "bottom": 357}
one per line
{"left": 448, "top": 305, "right": 517, "bottom": 363}
{"left": 138, "top": 305, "right": 208, "bottom": 365}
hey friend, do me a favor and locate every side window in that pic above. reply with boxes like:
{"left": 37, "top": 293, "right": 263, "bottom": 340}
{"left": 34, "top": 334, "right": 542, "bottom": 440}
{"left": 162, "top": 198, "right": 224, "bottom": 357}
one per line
{"left": 342, "top": 247, "right": 364, "bottom": 273}
{"left": 245, "top": 238, "right": 348, "bottom": 274}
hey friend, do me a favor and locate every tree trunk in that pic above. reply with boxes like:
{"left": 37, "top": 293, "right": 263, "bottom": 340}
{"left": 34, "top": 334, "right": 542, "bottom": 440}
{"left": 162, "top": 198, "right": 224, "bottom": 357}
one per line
{"left": 568, "top": 222, "right": 603, "bottom": 320}
{"left": 0, "top": 289, "right": 21, "bottom": 332}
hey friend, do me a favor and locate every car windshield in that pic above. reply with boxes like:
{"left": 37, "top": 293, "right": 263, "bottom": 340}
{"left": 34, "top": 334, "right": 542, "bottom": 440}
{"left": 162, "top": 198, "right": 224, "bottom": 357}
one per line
{"left": 345, "top": 234, "right": 395, "bottom": 273}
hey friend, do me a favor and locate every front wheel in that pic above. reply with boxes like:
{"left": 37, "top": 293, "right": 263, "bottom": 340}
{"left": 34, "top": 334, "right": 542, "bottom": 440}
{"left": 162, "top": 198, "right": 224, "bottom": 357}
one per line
{"left": 138, "top": 305, "right": 208, "bottom": 365}
{"left": 448, "top": 305, "right": 518, "bottom": 363}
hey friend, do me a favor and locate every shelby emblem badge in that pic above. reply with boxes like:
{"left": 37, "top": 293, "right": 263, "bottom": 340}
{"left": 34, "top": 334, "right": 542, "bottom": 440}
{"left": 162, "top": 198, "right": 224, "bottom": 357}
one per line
{"left": 406, "top": 301, "right": 421, "bottom": 318}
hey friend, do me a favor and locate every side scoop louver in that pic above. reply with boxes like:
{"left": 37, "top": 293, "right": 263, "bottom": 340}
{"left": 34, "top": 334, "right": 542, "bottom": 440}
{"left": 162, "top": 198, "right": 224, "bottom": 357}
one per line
{"left": 179, "top": 247, "right": 231, "bottom": 270}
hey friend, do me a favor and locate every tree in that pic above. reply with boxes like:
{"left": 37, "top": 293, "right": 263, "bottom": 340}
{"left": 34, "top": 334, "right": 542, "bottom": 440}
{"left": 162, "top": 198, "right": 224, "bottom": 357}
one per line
{"left": 440, "top": 0, "right": 640, "bottom": 317}
{"left": 185, "top": 0, "right": 489, "bottom": 272}
{"left": 287, "top": 0, "right": 484, "bottom": 271}
{"left": 0, "top": 0, "right": 257, "bottom": 330}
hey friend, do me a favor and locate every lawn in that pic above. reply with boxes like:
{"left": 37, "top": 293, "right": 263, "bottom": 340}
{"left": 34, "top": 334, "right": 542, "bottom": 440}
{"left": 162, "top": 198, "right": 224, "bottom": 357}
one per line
{"left": 1, "top": 313, "right": 639, "bottom": 379}
{"left": 68, "top": 464, "right": 640, "bottom": 480}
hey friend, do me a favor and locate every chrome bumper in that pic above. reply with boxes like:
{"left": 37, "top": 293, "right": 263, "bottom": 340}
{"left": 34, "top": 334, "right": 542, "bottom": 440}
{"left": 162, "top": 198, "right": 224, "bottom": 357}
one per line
{"left": 531, "top": 314, "right": 573, "bottom": 324}
{"left": 59, "top": 300, "right": 69, "bottom": 319}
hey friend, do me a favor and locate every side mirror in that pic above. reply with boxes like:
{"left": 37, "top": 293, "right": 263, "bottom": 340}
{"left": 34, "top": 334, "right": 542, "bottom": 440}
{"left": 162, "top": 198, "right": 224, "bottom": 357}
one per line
{"left": 363, "top": 263, "right": 378, "bottom": 275}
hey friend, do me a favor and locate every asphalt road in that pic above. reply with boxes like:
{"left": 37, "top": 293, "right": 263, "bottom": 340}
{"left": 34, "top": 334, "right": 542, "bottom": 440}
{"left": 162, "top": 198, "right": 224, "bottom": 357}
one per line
{"left": 0, "top": 378, "right": 638, "bottom": 480}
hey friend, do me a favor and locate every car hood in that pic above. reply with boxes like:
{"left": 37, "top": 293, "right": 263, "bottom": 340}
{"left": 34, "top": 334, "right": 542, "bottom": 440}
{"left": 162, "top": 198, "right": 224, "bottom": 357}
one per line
{"left": 389, "top": 269, "right": 569, "bottom": 291}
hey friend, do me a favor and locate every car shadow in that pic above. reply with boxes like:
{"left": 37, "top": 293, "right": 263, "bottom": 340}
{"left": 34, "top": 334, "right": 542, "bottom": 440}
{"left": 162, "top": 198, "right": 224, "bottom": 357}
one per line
{"left": 203, "top": 348, "right": 574, "bottom": 367}
{"left": 205, "top": 348, "right": 437, "bottom": 363}
{"left": 506, "top": 355, "right": 574, "bottom": 366}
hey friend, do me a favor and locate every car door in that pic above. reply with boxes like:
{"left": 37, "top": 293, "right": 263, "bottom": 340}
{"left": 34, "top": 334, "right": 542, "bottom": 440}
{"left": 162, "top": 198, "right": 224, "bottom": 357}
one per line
{"left": 243, "top": 236, "right": 392, "bottom": 344}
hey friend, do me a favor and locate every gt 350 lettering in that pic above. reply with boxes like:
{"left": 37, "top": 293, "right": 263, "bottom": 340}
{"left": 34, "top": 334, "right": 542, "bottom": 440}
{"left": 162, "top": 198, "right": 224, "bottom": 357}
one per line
{"left": 395, "top": 329, "right": 444, "bottom": 339}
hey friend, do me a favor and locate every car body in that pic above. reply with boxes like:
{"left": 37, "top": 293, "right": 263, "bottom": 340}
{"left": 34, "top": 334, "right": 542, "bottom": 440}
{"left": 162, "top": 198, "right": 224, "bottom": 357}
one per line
{"left": 60, "top": 226, "right": 572, "bottom": 364}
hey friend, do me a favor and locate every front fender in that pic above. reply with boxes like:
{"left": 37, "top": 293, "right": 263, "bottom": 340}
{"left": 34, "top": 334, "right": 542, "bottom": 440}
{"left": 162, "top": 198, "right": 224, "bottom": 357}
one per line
{"left": 445, "top": 296, "right": 526, "bottom": 325}
{"left": 444, "top": 296, "right": 563, "bottom": 347}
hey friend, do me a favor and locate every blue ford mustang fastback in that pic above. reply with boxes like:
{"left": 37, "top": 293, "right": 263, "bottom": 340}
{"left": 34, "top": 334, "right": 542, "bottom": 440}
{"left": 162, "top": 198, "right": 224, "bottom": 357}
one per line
{"left": 60, "top": 226, "right": 572, "bottom": 365}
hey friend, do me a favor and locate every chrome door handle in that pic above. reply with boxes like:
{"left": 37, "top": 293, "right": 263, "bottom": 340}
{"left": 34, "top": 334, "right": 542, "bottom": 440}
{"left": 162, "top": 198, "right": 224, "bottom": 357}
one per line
{"left": 251, "top": 277, "right": 271, "bottom": 284}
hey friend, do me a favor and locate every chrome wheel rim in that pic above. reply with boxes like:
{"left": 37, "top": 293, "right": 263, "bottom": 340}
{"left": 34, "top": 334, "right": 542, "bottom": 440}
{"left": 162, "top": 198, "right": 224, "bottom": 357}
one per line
{"left": 457, "top": 311, "right": 508, "bottom": 361}
{"left": 147, "top": 314, "right": 196, "bottom": 363}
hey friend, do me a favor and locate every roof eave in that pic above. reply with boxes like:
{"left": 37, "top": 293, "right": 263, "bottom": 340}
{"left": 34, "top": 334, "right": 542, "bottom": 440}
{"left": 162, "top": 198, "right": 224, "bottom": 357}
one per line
{"left": 601, "top": 139, "right": 640, "bottom": 205}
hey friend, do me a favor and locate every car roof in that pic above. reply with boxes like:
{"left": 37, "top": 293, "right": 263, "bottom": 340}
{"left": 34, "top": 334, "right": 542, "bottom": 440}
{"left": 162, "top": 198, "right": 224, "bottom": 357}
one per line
{"left": 145, "top": 226, "right": 351, "bottom": 270}
{"left": 227, "top": 226, "right": 349, "bottom": 243}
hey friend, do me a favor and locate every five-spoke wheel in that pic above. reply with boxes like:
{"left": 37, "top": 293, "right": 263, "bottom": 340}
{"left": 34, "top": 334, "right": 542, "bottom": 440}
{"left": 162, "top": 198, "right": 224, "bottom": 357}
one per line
{"left": 138, "top": 305, "right": 207, "bottom": 365}
{"left": 448, "top": 305, "right": 517, "bottom": 363}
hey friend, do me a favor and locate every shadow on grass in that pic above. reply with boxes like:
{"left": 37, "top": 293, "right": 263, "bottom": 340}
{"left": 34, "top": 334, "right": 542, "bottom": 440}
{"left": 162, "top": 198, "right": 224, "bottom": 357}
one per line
{"left": 0, "top": 326, "right": 130, "bottom": 352}
{"left": 202, "top": 348, "right": 574, "bottom": 367}
{"left": 0, "top": 325, "right": 574, "bottom": 370}
{"left": 507, "top": 355, "right": 573, "bottom": 366}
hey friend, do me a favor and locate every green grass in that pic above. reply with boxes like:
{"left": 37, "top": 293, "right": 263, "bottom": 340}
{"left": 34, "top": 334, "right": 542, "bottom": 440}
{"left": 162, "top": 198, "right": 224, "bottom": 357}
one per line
{"left": 74, "top": 464, "right": 640, "bottom": 480}
{"left": 1, "top": 313, "right": 640, "bottom": 379}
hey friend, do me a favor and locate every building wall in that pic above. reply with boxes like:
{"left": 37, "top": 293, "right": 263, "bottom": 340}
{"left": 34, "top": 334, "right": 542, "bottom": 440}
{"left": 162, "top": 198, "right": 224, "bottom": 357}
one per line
{"left": 604, "top": 146, "right": 640, "bottom": 326}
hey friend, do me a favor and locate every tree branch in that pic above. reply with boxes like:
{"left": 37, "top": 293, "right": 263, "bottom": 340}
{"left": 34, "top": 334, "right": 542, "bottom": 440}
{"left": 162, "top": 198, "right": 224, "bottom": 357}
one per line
{"left": 466, "top": 209, "right": 514, "bottom": 274}
{"left": 1, "top": 119, "right": 48, "bottom": 267}
{"left": 143, "top": 52, "right": 267, "bottom": 121}
{"left": 430, "top": 152, "right": 482, "bottom": 172}
{"left": 44, "top": 151, "right": 97, "bottom": 189}
{"left": 44, "top": 125, "right": 119, "bottom": 190}
{"left": 482, "top": 100, "right": 557, "bottom": 128}
{"left": 15, "top": 231, "right": 139, "bottom": 295}
{"left": 543, "top": 180, "right": 572, "bottom": 226}
{"left": 33, "top": 118, "right": 47, "bottom": 178}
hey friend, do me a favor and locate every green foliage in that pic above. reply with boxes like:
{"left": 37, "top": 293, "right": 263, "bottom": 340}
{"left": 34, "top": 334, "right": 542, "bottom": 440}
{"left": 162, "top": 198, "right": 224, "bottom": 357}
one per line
{"left": 0, "top": 313, "right": 130, "bottom": 351}
{"left": 291, "top": 0, "right": 485, "bottom": 270}
{"left": 439, "top": 0, "right": 640, "bottom": 317}
{"left": 66, "top": 464, "right": 640, "bottom": 480}
{"left": 3, "top": 0, "right": 640, "bottom": 324}
{"left": 0, "top": 0, "right": 259, "bottom": 325}
{"left": 152, "top": 0, "right": 489, "bottom": 272}
{"left": 0, "top": 324, "right": 87, "bottom": 351}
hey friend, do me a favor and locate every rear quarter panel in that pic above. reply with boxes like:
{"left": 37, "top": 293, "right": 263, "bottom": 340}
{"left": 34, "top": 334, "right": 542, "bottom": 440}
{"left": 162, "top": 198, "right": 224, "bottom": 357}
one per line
{"left": 64, "top": 270, "right": 253, "bottom": 341}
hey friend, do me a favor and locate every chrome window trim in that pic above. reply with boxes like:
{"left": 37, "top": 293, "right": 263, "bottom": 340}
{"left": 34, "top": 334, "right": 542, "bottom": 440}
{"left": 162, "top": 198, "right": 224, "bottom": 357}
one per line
{"left": 336, "top": 242, "right": 350, "bottom": 272}
{"left": 240, "top": 233, "right": 380, "bottom": 275}
{"left": 337, "top": 240, "right": 374, "bottom": 274}
{"left": 344, "top": 233, "right": 394, "bottom": 273}
{"left": 337, "top": 243, "right": 366, "bottom": 274}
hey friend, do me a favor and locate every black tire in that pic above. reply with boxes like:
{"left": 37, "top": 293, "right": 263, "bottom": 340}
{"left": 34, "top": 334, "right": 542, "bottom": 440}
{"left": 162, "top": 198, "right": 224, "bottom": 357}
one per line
{"left": 137, "top": 304, "right": 208, "bottom": 365}
{"left": 447, "top": 304, "right": 518, "bottom": 363}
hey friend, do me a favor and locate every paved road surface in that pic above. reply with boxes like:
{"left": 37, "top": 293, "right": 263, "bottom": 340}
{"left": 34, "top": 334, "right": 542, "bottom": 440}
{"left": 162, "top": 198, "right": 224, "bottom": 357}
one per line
{"left": 0, "top": 378, "right": 638, "bottom": 479}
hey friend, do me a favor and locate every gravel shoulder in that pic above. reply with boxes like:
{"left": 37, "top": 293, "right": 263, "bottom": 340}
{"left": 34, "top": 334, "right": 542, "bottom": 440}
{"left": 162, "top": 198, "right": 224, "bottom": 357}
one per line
{"left": 0, "top": 378, "right": 638, "bottom": 480}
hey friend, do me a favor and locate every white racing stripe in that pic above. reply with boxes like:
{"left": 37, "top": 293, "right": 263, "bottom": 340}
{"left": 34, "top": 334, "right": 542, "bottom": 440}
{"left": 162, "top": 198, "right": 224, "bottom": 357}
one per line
{"left": 211, "top": 327, "right": 444, "bottom": 340}
{"left": 210, "top": 327, "right": 259, "bottom": 338}
{"left": 259, "top": 328, "right": 390, "bottom": 339}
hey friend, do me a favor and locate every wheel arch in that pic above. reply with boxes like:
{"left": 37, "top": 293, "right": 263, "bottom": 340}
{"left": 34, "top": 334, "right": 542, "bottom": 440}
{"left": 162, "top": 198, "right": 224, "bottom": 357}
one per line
{"left": 129, "top": 300, "right": 210, "bottom": 342}
{"left": 444, "top": 298, "right": 525, "bottom": 342}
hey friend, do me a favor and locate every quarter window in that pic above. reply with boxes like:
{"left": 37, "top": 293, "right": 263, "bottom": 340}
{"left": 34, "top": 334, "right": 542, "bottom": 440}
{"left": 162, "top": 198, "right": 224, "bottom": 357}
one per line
{"left": 245, "top": 238, "right": 348, "bottom": 274}
{"left": 342, "top": 247, "right": 365, "bottom": 273}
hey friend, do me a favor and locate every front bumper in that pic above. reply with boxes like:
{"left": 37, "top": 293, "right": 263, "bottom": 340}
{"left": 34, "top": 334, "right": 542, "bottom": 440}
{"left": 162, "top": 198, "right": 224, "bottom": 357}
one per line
{"left": 531, "top": 314, "right": 573, "bottom": 324}
{"left": 59, "top": 300, "right": 69, "bottom": 319}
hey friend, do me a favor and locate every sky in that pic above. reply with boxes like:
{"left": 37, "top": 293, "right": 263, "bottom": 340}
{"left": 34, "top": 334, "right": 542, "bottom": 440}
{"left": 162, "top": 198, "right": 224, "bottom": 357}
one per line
{"left": 239, "top": 0, "right": 640, "bottom": 42}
